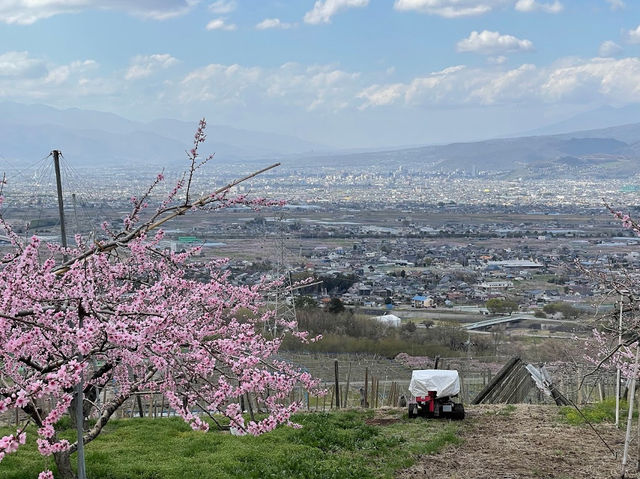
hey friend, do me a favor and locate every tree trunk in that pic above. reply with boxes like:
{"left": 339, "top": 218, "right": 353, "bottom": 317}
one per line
{"left": 54, "top": 450, "right": 77, "bottom": 479}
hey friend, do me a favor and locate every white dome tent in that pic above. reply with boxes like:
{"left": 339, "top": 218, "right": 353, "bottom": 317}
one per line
{"left": 374, "top": 313, "right": 402, "bottom": 328}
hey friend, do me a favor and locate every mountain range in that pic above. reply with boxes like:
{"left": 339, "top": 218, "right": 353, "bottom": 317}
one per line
{"left": 0, "top": 102, "right": 326, "bottom": 167}
{"left": 291, "top": 118, "right": 640, "bottom": 178}
{"left": 4, "top": 101, "right": 640, "bottom": 178}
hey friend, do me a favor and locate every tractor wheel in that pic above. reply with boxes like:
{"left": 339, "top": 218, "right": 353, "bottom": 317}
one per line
{"left": 452, "top": 403, "right": 465, "bottom": 420}
{"left": 408, "top": 403, "right": 418, "bottom": 419}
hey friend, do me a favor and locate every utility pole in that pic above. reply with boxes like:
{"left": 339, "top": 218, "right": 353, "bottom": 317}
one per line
{"left": 52, "top": 150, "right": 68, "bottom": 252}
{"left": 52, "top": 150, "right": 86, "bottom": 479}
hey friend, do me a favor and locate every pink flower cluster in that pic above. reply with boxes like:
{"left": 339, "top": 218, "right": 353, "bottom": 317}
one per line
{"left": 0, "top": 431, "right": 26, "bottom": 461}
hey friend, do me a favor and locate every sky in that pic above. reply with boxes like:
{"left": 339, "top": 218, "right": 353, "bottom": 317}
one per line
{"left": 2, "top": 0, "right": 640, "bottom": 148}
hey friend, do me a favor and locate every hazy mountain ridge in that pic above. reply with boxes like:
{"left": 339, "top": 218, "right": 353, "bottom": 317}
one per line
{"left": 4, "top": 102, "right": 640, "bottom": 178}
{"left": 0, "top": 102, "right": 327, "bottom": 166}
{"left": 289, "top": 123, "right": 640, "bottom": 178}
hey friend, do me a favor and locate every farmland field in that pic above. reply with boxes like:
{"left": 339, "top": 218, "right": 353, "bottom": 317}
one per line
{"left": 401, "top": 404, "right": 632, "bottom": 479}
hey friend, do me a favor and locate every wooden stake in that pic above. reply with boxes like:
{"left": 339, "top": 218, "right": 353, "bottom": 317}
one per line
{"left": 322, "top": 384, "right": 327, "bottom": 412}
{"left": 577, "top": 366, "right": 583, "bottom": 405}
{"left": 136, "top": 393, "right": 144, "bottom": 418}
{"left": 334, "top": 359, "right": 340, "bottom": 409}
{"left": 598, "top": 380, "right": 605, "bottom": 402}
{"left": 344, "top": 362, "right": 351, "bottom": 408}
{"left": 364, "top": 367, "right": 368, "bottom": 409}
{"left": 245, "top": 393, "right": 255, "bottom": 423}
{"left": 636, "top": 384, "right": 640, "bottom": 473}
{"left": 329, "top": 385, "right": 334, "bottom": 410}
{"left": 621, "top": 345, "right": 640, "bottom": 478}
{"left": 374, "top": 378, "right": 379, "bottom": 409}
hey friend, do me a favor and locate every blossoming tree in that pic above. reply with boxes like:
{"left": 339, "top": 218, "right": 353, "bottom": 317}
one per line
{"left": 580, "top": 206, "right": 640, "bottom": 475}
{"left": 0, "top": 120, "right": 318, "bottom": 479}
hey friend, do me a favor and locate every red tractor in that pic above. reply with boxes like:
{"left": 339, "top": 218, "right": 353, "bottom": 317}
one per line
{"left": 407, "top": 369, "right": 465, "bottom": 420}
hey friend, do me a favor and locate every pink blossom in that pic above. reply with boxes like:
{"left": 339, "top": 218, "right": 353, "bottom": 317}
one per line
{"left": 0, "top": 118, "right": 316, "bottom": 461}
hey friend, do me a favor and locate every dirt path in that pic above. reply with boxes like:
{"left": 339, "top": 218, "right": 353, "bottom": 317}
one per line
{"left": 398, "top": 404, "right": 637, "bottom": 479}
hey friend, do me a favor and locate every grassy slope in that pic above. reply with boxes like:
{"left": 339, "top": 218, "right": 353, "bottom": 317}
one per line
{"left": 559, "top": 398, "right": 636, "bottom": 425}
{"left": 0, "top": 410, "right": 460, "bottom": 479}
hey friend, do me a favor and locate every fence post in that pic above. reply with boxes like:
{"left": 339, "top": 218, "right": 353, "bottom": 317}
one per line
{"left": 364, "top": 367, "right": 369, "bottom": 408}
{"left": 334, "top": 359, "right": 340, "bottom": 409}
{"left": 343, "top": 362, "right": 351, "bottom": 408}
{"left": 329, "top": 385, "right": 334, "bottom": 410}
{"left": 374, "top": 378, "right": 379, "bottom": 409}
{"left": 322, "top": 383, "right": 327, "bottom": 412}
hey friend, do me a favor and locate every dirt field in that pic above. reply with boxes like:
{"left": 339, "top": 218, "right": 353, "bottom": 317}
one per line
{"left": 399, "top": 404, "right": 638, "bottom": 479}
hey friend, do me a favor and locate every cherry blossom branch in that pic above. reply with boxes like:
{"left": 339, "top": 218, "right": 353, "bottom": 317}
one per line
{"left": 52, "top": 161, "right": 280, "bottom": 275}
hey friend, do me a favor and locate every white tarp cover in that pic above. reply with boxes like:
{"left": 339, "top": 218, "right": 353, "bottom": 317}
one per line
{"left": 409, "top": 370, "right": 460, "bottom": 398}
{"left": 375, "top": 314, "right": 401, "bottom": 327}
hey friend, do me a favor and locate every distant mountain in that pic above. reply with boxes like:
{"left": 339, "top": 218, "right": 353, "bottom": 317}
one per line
{"left": 0, "top": 102, "right": 327, "bottom": 167}
{"left": 6, "top": 101, "right": 640, "bottom": 179}
{"left": 518, "top": 104, "right": 640, "bottom": 137}
{"left": 290, "top": 122, "right": 640, "bottom": 179}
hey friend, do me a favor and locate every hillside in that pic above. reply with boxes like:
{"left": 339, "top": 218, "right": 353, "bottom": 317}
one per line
{"left": 0, "top": 102, "right": 327, "bottom": 167}
{"left": 290, "top": 123, "right": 640, "bottom": 179}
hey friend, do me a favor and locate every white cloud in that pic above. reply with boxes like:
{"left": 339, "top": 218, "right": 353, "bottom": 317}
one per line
{"left": 0, "top": 0, "right": 199, "bottom": 25}
{"left": 605, "top": 0, "right": 625, "bottom": 10}
{"left": 488, "top": 55, "right": 508, "bottom": 64}
{"left": 9, "top": 50, "right": 640, "bottom": 142}
{"left": 357, "top": 83, "right": 406, "bottom": 107}
{"left": 0, "top": 51, "right": 47, "bottom": 78}
{"left": 539, "top": 58, "right": 640, "bottom": 103}
{"left": 208, "top": 0, "right": 236, "bottom": 14}
{"left": 514, "top": 0, "right": 563, "bottom": 13}
{"left": 125, "top": 54, "right": 178, "bottom": 80}
{"left": 358, "top": 57, "right": 640, "bottom": 109}
{"left": 43, "top": 60, "right": 97, "bottom": 85}
{"left": 626, "top": 25, "right": 640, "bottom": 44}
{"left": 0, "top": 50, "right": 113, "bottom": 107}
{"left": 457, "top": 30, "right": 533, "bottom": 55}
{"left": 394, "top": 0, "right": 563, "bottom": 16}
{"left": 205, "top": 18, "right": 237, "bottom": 30}
{"left": 304, "top": 0, "right": 369, "bottom": 25}
{"left": 393, "top": 0, "right": 508, "bottom": 18}
{"left": 256, "top": 18, "right": 294, "bottom": 30}
{"left": 599, "top": 40, "right": 622, "bottom": 57}
{"left": 180, "top": 62, "right": 361, "bottom": 111}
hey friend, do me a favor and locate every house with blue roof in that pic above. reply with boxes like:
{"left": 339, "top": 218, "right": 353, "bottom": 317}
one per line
{"left": 412, "top": 295, "right": 434, "bottom": 308}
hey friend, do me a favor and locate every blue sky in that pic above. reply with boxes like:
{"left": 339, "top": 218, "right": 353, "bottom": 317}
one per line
{"left": 1, "top": 0, "right": 640, "bottom": 148}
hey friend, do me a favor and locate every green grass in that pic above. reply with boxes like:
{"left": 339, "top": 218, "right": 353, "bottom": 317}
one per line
{"left": 497, "top": 404, "right": 517, "bottom": 416}
{"left": 0, "top": 410, "right": 461, "bottom": 479}
{"left": 559, "top": 398, "right": 636, "bottom": 425}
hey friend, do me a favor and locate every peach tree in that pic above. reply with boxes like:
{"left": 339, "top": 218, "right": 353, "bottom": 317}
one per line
{"left": 0, "top": 120, "right": 318, "bottom": 479}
